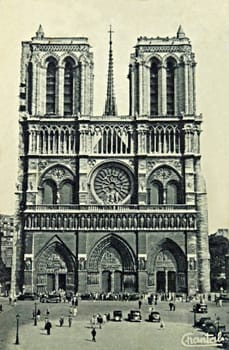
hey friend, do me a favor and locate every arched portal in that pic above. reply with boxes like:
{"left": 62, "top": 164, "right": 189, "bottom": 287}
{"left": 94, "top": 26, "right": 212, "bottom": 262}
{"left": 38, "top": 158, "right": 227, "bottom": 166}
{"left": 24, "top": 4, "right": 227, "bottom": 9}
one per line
{"left": 35, "top": 240, "right": 76, "bottom": 294}
{"left": 87, "top": 234, "right": 136, "bottom": 293}
{"left": 148, "top": 238, "right": 186, "bottom": 293}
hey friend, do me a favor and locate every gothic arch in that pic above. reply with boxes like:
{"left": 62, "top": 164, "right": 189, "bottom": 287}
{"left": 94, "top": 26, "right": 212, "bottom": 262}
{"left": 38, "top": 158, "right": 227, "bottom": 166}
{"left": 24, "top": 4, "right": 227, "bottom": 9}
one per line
{"left": 87, "top": 234, "right": 136, "bottom": 272}
{"left": 145, "top": 53, "right": 162, "bottom": 64}
{"left": 39, "top": 164, "right": 74, "bottom": 187}
{"left": 40, "top": 53, "right": 60, "bottom": 67}
{"left": 59, "top": 53, "right": 79, "bottom": 67}
{"left": 162, "top": 53, "right": 179, "bottom": 65}
{"left": 35, "top": 237, "right": 76, "bottom": 293}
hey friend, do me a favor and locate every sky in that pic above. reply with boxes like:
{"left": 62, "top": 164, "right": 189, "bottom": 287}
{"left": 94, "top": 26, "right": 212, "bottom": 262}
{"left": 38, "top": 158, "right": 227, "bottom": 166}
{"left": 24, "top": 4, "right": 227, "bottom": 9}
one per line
{"left": 0, "top": 0, "right": 228, "bottom": 233}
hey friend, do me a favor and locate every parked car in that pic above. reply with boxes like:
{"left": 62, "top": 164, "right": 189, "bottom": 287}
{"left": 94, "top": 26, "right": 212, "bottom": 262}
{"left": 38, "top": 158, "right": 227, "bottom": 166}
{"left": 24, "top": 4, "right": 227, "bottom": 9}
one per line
{"left": 40, "top": 293, "right": 61, "bottom": 303}
{"left": 148, "top": 311, "right": 161, "bottom": 322}
{"left": 193, "top": 303, "right": 208, "bottom": 313}
{"left": 195, "top": 317, "right": 211, "bottom": 328}
{"left": 113, "top": 310, "right": 123, "bottom": 321}
{"left": 17, "top": 293, "right": 37, "bottom": 301}
{"left": 128, "top": 310, "right": 142, "bottom": 322}
{"left": 202, "top": 320, "right": 226, "bottom": 335}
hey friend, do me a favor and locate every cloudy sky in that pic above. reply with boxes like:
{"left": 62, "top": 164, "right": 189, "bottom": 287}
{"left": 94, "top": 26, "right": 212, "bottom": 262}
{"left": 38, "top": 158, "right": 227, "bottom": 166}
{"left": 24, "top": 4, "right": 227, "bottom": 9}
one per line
{"left": 0, "top": 0, "right": 228, "bottom": 233}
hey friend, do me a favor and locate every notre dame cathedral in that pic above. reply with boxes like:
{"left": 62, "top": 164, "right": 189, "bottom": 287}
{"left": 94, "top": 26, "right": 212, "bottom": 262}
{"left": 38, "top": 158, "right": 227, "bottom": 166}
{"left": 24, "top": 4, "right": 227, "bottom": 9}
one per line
{"left": 13, "top": 25, "right": 210, "bottom": 296}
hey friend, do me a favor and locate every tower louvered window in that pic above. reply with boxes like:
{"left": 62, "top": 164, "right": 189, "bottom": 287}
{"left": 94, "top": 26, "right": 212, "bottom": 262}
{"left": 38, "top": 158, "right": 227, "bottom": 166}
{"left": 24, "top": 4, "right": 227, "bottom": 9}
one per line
{"left": 46, "top": 59, "right": 57, "bottom": 114}
{"left": 150, "top": 59, "right": 159, "bottom": 116}
{"left": 64, "top": 59, "right": 74, "bottom": 115}
{"left": 166, "top": 59, "right": 176, "bottom": 115}
{"left": 27, "top": 62, "right": 33, "bottom": 114}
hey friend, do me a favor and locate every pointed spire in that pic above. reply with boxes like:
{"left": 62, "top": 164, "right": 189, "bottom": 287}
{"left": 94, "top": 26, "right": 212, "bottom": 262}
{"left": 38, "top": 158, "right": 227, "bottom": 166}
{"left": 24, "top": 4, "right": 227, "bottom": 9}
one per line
{"left": 36, "top": 25, "right": 44, "bottom": 39}
{"left": 104, "top": 25, "right": 117, "bottom": 116}
{"left": 177, "top": 25, "right": 185, "bottom": 39}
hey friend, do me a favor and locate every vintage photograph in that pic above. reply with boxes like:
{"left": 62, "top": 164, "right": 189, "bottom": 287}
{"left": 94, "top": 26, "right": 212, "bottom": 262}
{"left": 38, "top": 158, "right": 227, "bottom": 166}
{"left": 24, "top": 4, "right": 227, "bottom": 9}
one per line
{"left": 0, "top": 0, "right": 228, "bottom": 349}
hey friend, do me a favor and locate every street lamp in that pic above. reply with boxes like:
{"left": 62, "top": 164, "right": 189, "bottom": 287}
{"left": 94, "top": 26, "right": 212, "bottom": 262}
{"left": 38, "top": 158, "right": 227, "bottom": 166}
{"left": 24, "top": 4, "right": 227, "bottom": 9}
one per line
{"left": 15, "top": 314, "right": 20, "bottom": 345}
{"left": 193, "top": 310, "right": 197, "bottom": 327}
{"left": 34, "top": 302, "right": 37, "bottom": 326}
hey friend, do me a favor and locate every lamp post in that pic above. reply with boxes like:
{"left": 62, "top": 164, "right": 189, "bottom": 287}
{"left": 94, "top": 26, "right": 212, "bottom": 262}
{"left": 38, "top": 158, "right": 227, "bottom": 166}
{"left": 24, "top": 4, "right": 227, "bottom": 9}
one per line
{"left": 15, "top": 314, "right": 20, "bottom": 345}
{"left": 34, "top": 302, "right": 37, "bottom": 326}
{"left": 193, "top": 310, "right": 197, "bottom": 327}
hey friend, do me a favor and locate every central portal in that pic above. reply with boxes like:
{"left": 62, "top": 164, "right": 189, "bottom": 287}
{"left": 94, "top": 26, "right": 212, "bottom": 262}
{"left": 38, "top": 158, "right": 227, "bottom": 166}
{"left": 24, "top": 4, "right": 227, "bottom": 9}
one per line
{"left": 100, "top": 248, "right": 122, "bottom": 293}
{"left": 87, "top": 234, "right": 136, "bottom": 293}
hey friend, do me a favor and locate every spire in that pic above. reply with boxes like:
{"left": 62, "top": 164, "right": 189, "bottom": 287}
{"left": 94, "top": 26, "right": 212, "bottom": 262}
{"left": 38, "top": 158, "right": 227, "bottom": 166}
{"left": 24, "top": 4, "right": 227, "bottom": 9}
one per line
{"left": 177, "top": 25, "right": 185, "bottom": 39}
{"left": 104, "top": 25, "right": 117, "bottom": 116}
{"left": 36, "top": 24, "right": 44, "bottom": 39}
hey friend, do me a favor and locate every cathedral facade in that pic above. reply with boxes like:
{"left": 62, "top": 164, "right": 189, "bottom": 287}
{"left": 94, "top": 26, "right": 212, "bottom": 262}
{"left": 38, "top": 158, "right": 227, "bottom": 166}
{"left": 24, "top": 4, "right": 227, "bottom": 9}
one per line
{"left": 13, "top": 25, "right": 210, "bottom": 296}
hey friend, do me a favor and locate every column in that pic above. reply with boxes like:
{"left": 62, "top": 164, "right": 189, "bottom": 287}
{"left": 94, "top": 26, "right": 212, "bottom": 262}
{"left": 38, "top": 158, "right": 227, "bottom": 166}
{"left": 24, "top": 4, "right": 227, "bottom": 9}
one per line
{"left": 139, "top": 62, "right": 143, "bottom": 115}
{"left": 160, "top": 65, "right": 167, "bottom": 115}
{"left": 184, "top": 62, "right": 189, "bottom": 114}
{"left": 57, "top": 66, "right": 64, "bottom": 116}
{"left": 80, "top": 63, "right": 85, "bottom": 115}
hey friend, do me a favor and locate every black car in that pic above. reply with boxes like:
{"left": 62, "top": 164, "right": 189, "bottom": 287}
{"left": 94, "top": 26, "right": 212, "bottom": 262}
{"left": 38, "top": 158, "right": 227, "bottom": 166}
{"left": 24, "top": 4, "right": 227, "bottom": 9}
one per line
{"left": 113, "top": 310, "right": 123, "bottom": 321}
{"left": 148, "top": 311, "right": 161, "bottom": 322}
{"left": 17, "top": 293, "right": 37, "bottom": 301}
{"left": 128, "top": 310, "right": 142, "bottom": 322}
{"left": 195, "top": 317, "right": 211, "bottom": 328}
{"left": 193, "top": 303, "right": 208, "bottom": 313}
{"left": 40, "top": 293, "right": 61, "bottom": 303}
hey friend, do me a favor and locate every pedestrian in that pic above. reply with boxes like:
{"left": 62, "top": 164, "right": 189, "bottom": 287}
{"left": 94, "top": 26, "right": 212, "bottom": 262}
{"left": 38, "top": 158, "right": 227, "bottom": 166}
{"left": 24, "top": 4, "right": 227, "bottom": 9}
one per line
{"left": 97, "top": 314, "right": 103, "bottom": 329}
{"left": 160, "top": 320, "right": 165, "bottom": 329}
{"left": 138, "top": 300, "right": 142, "bottom": 309}
{"left": 46, "top": 308, "right": 50, "bottom": 316}
{"left": 9, "top": 297, "right": 12, "bottom": 305}
{"left": 59, "top": 315, "right": 64, "bottom": 327}
{"left": 219, "top": 298, "right": 222, "bottom": 307}
{"left": 45, "top": 320, "right": 52, "bottom": 335}
{"left": 37, "top": 309, "right": 41, "bottom": 320}
{"left": 73, "top": 306, "right": 77, "bottom": 317}
{"left": 91, "top": 327, "right": 96, "bottom": 342}
{"left": 169, "top": 302, "right": 173, "bottom": 311}
{"left": 68, "top": 315, "right": 72, "bottom": 327}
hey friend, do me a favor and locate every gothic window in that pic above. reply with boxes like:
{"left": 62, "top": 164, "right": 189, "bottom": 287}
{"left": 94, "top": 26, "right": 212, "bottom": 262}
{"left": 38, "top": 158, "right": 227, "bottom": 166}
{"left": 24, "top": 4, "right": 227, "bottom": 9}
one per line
{"left": 46, "top": 58, "right": 57, "bottom": 114}
{"left": 166, "top": 58, "right": 176, "bottom": 115}
{"left": 150, "top": 58, "right": 159, "bottom": 116}
{"left": 59, "top": 181, "right": 74, "bottom": 204}
{"left": 43, "top": 180, "right": 57, "bottom": 204}
{"left": 27, "top": 62, "right": 33, "bottom": 114}
{"left": 64, "top": 58, "right": 74, "bottom": 115}
{"left": 149, "top": 181, "right": 163, "bottom": 204}
{"left": 166, "top": 181, "right": 179, "bottom": 204}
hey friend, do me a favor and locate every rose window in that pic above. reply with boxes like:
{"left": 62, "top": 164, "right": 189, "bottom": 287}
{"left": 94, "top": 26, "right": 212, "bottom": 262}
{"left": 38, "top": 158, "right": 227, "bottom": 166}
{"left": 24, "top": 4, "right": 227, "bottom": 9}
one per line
{"left": 93, "top": 166, "right": 131, "bottom": 204}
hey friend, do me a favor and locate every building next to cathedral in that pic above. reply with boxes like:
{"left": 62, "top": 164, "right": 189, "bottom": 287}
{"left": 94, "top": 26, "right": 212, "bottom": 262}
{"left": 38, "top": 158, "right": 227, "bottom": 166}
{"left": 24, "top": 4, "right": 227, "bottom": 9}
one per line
{"left": 12, "top": 25, "right": 210, "bottom": 297}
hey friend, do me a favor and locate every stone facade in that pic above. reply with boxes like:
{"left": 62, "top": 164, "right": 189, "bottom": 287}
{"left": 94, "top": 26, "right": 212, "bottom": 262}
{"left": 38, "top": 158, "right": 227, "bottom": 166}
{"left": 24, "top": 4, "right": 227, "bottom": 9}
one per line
{"left": 12, "top": 25, "right": 210, "bottom": 296}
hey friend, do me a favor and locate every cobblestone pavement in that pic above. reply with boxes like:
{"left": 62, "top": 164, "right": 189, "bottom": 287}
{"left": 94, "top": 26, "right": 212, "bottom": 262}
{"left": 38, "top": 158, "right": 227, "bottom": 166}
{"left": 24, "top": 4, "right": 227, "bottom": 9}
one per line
{"left": 0, "top": 298, "right": 228, "bottom": 350}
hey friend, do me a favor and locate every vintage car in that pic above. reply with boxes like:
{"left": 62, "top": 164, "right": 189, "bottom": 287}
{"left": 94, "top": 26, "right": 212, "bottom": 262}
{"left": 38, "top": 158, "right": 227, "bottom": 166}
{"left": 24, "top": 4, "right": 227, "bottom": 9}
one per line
{"left": 193, "top": 303, "right": 208, "bottom": 313}
{"left": 40, "top": 293, "right": 61, "bottom": 303}
{"left": 195, "top": 317, "right": 211, "bottom": 328}
{"left": 17, "top": 293, "right": 38, "bottom": 301}
{"left": 128, "top": 310, "right": 142, "bottom": 322}
{"left": 113, "top": 310, "right": 123, "bottom": 321}
{"left": 148, "top": 311, "right": 161, "bottom": 322}
{"left": 202, "top": 320, "right": 226, "bottom": 335}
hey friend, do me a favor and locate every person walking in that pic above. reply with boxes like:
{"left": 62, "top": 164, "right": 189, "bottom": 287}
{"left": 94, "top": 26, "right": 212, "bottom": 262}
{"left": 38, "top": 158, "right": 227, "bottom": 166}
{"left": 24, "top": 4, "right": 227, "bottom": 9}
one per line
{"left": 45, "top": 320, "right": 52, "bottom": 335}
{"left": 138, "top": 300, "right": 142, "bottom": 309}
{"left": 59, "top": 315, "right": 64, "bottom": 327}
{"left": 68, "top": 315, "right": 72, "bottom": 327}
{"left": 91, "top": 327, "right": 96, "bottom": 342}
{"left": 73, "top": 306, "right": 77, "bottom": 317}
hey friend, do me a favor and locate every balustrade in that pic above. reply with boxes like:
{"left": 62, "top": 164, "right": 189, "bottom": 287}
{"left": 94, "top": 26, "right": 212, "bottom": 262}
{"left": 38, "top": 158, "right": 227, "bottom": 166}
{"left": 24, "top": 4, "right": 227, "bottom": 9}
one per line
{"left": 24, "top": 211, "right": 197, "bottom": 231}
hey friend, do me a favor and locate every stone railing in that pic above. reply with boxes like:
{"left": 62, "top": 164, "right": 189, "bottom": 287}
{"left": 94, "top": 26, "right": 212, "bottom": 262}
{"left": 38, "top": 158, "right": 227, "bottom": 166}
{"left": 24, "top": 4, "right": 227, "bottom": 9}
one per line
{"left": 26, "top": 204, "right": 195, "bottom": 212}
{"left": 24, "top": 210, "right": 197, "bottom": 231}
